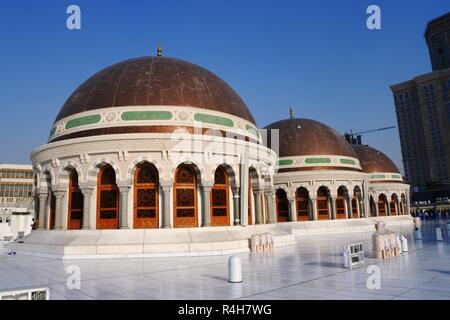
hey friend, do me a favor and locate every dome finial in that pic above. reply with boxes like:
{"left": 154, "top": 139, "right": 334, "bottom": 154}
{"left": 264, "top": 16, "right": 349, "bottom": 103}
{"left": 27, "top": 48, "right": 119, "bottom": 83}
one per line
{"left": 289, "top": 106, "right": 295, "bottom": 119}
{"left": 157, "top": 41, "right": 162, "bottom": 57}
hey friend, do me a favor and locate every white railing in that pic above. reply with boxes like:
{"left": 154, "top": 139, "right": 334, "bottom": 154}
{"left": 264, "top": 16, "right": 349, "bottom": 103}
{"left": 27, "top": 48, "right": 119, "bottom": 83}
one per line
{"left": 0, "top": 287, "right": 50, "bottom": 300}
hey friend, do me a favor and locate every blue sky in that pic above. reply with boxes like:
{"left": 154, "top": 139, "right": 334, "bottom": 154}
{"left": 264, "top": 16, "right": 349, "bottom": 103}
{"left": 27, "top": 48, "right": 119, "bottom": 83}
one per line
{"left": 0, "top": 1, "right": 448, "bottom": 171}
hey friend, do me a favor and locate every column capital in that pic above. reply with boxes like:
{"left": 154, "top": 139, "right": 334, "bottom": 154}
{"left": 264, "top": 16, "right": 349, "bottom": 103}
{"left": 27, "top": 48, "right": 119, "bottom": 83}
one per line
{"left": 37, "top": 192, "right": 48, "bottom": 199}
{"left": 80, "top": 187, "right": 95, "bottom": 196}
{"left": 200, "top": 181, "right": 214, "bottom": 189}
{"left": 53, "top": 190, "right": 66, "bottom": 199}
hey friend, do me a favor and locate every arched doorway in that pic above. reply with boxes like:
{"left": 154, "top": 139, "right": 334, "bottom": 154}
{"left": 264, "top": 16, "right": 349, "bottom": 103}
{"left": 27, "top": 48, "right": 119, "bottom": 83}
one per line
{"left": 317, "top": 187, "right": 330, "bottom": 220}
{"left": 97, "top": 165, "right": 119, "bottom": 229}
{"left": 210, "top": 166, "right": 229, "bottom": 226}
{"left": 390, "top": 194, "right": 398, "bottom": 216}
{"left": 378, "top": 194, "right": 387, "bottom": 216}
{"left": 400, "top": 194, "right": 406, "bottom": 215}
{"left": 275, "top": 189, "right": 289, "bottom": 222}
{"left": 352, "top": 186, "right": 362, "bottom": 219}
{"left": 336, "top": 186, "right": 348, "bottom": 219}
{"left": 134, "top": 162, "right": 159, "bottom": 229}
{"left": 296, "top": 187, "right": 310, "bottom": 221}
{"left": 49, "top": 191, "right": 56, "bottom": 230}
{"left": 68, "top": 170, "right": 83, "bottom": 230}
{"left": 174, "top": 164, "right": 198, "bottom": 228}
{"left": 370, "top": 196, "right": 376, "bottom": 217}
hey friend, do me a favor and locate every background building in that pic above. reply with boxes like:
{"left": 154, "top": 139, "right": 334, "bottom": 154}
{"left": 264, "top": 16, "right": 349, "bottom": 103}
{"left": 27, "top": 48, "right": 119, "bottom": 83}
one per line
{"left": 0, "top": 164, "right": 35, "bottom": 241}
{"left": 391, "top": 12, "right": 450, "bottom": 202}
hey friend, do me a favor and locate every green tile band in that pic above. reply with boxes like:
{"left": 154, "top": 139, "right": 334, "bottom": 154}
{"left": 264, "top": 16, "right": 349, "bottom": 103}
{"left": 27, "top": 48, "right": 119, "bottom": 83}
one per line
{"left": 65, "top": 115, "right": 101, "bottom": 130}
{"left": 194, "top": 113, "right": 234, "bottom": 128}
{"left": 370, "top": 174, "right": 386, "bottom": 179}
{"left": 49, "top": 127, "right": 57, "bottom": 137}
{"left": 391, "top": 174, "right": 402, "bottom": 179}
{"left": 277, "top": 159, "right": 294, "bottom": 166}
{"left": 121, "top": 111, "right": 173, "bottom": 121}
{"left": 245, "top": 125, "right": 259, "bottom": 137}
{"left": 305, "top": 158, "right": 331, "bottom": 164}
{"left": 340, "top": 158, "right": 356, "bottom": 165}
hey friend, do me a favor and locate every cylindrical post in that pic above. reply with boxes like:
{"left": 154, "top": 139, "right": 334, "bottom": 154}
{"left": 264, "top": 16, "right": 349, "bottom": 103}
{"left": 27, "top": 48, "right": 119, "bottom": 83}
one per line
{"left": 232, "top": 187, "right": 241, "bottom": 226}
{"left": 53, "top": 190, "right": 66, "bottom": 230}
{"left": 37, "top": 192, "right": 48, "bottom": 230}
{"left": 228, "top": 256, "right": 243, "bottom": 283}
{"left": 119, "top": 186, "right": 130, "bottom": 229}
{"left": 201, "top": 184, "right": 212, "bottom": 227}
{"left": 81, "top": 187, "right": 94, "bottom": 230}
{"left": 436, "top": 227, "right": 444, "bottom": 241}
{"left": 161, "top": 185, "right": 172, "bottom": 228}
{"left": 254, "top": 189, "right": 262, "bottom": 224}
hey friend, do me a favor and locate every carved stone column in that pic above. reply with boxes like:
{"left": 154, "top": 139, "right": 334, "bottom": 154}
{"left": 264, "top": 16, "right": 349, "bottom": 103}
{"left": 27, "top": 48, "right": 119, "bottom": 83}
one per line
{"left": 266, "top": 191, "right": 276, "bottom": 224}
{"left": 347, "top": 197, "right": 352, "bottom": 219}
{"left": 288, "top": 197, "right": 297, "bottom": 222}
{"left": 80, "top": 187, "right": 94, "bottom": 230}
{"left": 118, "top": 185, "right": 131, "bottom": 229}
{"left": 53, "top": 190, "right": 66, "bottom": 230}
{"left": 310, "top": 196, "right": 318, "bottom": 221}
{"left": 330, "top": 196, "right": 337, "bottom": 220}
{"left": 200, "top": 183, "right": 213, "bottom": 227}
{"left": 253, "top": 189, "right": 263, "bottom": 224}
{"left": 232, "top": 187, "right": 241, "bottom": 225}
{"left": 161, "top": 183, "right": 172, "bottom": 228}
{"left": 37, "top": 192, "right": 48, "bottom": 230}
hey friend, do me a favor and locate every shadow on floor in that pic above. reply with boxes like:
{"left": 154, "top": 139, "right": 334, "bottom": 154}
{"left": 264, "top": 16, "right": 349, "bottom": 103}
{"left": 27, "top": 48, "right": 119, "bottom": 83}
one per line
{"left": 427, "top": 269, "right": 450, "bottom": 276}
{"left": 305, "top": 261, "right": 346, "bottom": 268}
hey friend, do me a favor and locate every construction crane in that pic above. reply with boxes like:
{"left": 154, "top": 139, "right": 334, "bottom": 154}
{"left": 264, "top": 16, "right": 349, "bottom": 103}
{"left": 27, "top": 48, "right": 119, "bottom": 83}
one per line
{"left": 344, "top": 126, "right": 396, "bottom": 145}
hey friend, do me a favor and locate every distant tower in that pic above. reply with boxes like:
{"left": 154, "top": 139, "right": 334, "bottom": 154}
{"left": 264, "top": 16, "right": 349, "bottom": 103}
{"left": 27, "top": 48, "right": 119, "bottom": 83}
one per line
{"left": 157, "top": 41, "right": 162, "bottom": 57}
{"left": 425, "top": 12, "right": 450, "bottom": 71}
{"left": 289, "top": 106, "right": 295, "bottom": 119}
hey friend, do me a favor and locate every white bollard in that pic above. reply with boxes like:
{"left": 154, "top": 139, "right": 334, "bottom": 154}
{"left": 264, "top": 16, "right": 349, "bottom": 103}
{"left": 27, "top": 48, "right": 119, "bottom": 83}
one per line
{"left": 436, "top": 227, "right": 444, "bottom": 241}
{"left": 414, "top": 228, "right": 422, "bottom": 240}
{"left": 400, "top": 235, "right": 408, "bottom": 252}
{"left": 228, "top": 256, "right": 243, "bottom": 283}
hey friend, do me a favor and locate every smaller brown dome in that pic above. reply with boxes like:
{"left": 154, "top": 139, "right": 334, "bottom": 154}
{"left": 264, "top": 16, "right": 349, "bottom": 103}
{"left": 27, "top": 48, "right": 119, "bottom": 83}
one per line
{"left": 353, "top": 145, "right": 400, "bottom": 173}
{"left": 264, "top": 118, "right": 358, "bottom": 158}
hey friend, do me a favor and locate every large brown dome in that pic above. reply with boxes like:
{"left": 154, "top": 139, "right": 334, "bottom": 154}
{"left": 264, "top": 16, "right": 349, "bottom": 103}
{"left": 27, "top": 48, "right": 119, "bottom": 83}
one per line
{"left": 264, "top": 118, "right": 358, "bottom": 158}
{"left": 353, "top": 145, "right": 400, "bottom": 173}
{"left": 54, "top": 56, "right": 255, "bottom": 124}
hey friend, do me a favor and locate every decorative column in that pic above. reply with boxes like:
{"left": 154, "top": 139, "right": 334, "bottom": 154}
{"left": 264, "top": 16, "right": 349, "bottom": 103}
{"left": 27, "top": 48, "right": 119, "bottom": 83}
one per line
{"left": 374, "top": 200, "right": 379, "bottom": 217}
{"left": 53, "top": 190, "right": 66, "bottom": 230}
{"left": 118, "top": 184, "right": 131, "bottom": 229}
{"left": 200, "top": 183, "right": 213, "bottom": 227}
{"left": 347, "top": 197, "right": 352, "bottom": 219}
{"left": 37, "top": 192, "right": 48, "bottom": 230}
{"left": 161, "top": 183, "right": 172, "bottom": 228}
{"left": 288, "top": 197, "right": 297, "bottom": 222}
{"left": 358, "top": 199, "right": 363, "bottom": 218}
{"left": 310, "top": 197, "right": 318, "bottom": 221}
{"left": 232, "top": 187, "right": 241, "bottom": 225}
{"left": 81, "top": 187, "right": 94, "bottom": 230}
{"left": 330, "top": 196, "right": 337, "bottom": 220}
{"left": 253, "top": 189, "right": 263, "bottom": 224}
{"left": 266, "top": 191, "right": 276, "bottom": 224}
{"left": 406, "top": 193, "right": 411, "bottom": 216}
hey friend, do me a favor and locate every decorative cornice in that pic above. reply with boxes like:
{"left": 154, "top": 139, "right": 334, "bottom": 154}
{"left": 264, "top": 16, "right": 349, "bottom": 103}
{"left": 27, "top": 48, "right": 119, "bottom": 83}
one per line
{"left": 49, "top": 105, "right": 261, "bottom": 143}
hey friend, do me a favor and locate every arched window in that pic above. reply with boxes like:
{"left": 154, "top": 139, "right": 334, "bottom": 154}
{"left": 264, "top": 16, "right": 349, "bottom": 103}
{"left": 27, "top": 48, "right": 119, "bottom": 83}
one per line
{"left": 390, "top": 194, "right": 398, "bottom": 216}
{"left": 296, "top": 188, "right": 310, "bottom": 221}
{"left": 134, "top": 163, "right": 159, "bottom": 229}
{"left": 352, "top": 187, "right": 361, "bottom": 219}
{"left": 370, "top": 196, "right": 376, "bottom": 217}
{"left": 336, "top": 187, "right": 347, "bottom": 219}
{"left": 400, "top": 194, "right": 406, "bottom": 215}
{"left": 378, "top": 194, "right": 387, "bottom": 216}
{"left": 97, "top": 165, "right": 119, "bottom": 229}
{"left": 49, "top": 191, "right": 56, "bottom": 230}
{"left": 68, "top": 170, "right": 83, "bottom": 230}
{"left": 276, "top": 189, "right": 289, "bottom": 222}
{"left": 211, "top": 166, "right": 229, "bottom": 226}
{"left": 174, "top": 164, "right": 198, "bottom": 228}
{"left": 317, "top": 187, "right": 330, "bottom": 220}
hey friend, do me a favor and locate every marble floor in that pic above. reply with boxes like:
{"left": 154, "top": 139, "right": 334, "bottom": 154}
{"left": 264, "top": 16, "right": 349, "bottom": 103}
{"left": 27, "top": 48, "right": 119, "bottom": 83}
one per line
{"left": 0, "top": 219, "right": 449, "bottom": 300}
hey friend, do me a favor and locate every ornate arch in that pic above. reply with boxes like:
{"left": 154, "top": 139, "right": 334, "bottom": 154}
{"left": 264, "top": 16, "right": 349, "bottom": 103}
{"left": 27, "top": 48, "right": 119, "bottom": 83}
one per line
{"left": 86, "top": 158, "right": 121, "bottom": 183}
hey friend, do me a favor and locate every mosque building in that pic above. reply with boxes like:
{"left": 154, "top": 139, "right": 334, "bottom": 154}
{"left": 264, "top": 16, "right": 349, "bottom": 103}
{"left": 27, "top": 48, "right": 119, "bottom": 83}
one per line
{"left": 9, "top": 49, "right": 412, "bottom": 258}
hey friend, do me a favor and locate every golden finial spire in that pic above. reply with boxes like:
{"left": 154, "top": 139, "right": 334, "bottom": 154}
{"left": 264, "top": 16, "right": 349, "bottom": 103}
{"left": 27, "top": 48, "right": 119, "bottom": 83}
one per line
{"left": 289, "top": 106, "right": 295, "bottom": 119}
{"left": 157, "top": 41, "right": 162, "bottom": 57}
